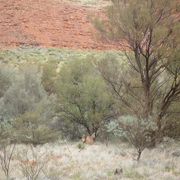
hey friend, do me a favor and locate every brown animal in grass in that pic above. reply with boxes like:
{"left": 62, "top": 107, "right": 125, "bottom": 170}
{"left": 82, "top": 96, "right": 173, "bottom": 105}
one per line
{"left": 82, "top": 133, "right": 95, "bottom": 145}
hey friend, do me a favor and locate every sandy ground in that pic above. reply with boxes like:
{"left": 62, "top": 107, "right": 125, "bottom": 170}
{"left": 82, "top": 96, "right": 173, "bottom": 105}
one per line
{"left": 0, "top": 140, "right": 180, "bottom": 180}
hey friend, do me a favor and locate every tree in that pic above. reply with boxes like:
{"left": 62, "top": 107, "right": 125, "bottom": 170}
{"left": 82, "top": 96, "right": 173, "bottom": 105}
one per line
{"left": 56, "top": 58, "right": 115, "bottom": 138}
{"left": 95, "top": 0, "right": 180, "bottom": 143}
{"left": 0, "top": 64, "right": 58, "bottom": 145}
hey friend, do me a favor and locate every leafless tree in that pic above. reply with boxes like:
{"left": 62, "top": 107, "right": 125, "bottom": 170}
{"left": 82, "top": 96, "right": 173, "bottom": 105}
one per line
{"left": 0, "top": 143, "right": 16, "bottom": 179}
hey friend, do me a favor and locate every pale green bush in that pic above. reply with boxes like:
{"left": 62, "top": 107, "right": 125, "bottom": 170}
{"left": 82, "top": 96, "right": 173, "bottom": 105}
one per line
{"left": 0, "top": 65, "right": 58, "bottom": 145}
{"left": 108, "top": 116, "right": 157, "bottom": 160}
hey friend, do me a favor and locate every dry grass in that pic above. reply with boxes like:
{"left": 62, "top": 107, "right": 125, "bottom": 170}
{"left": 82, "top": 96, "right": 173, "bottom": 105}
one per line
{"left": 0, "top": 140, "right": 180, "bottom": 180}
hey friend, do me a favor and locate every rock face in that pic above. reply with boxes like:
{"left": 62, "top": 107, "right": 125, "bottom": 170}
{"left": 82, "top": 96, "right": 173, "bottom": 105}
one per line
{"left": 0, "top": 0, "right": 122, "bottom": 50}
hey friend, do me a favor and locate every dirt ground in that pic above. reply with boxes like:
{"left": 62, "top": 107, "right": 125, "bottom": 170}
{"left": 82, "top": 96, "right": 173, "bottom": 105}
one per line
{"left": 0, "top": 0, "right": 121, "bottom": 50}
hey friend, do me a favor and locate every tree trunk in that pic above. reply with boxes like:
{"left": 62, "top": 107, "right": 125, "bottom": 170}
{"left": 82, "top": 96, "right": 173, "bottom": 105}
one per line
{"left": 137, "top": 149, "right": 142, "bottom": 161}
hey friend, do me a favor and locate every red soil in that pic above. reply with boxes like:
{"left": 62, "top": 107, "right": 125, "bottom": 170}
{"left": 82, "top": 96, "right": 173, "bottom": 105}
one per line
{"left": 0, "top": 0, "right": 121, "bottom": 50}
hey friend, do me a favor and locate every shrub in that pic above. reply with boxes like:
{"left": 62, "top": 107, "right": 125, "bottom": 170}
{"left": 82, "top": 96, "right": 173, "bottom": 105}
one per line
{"left": 13, "top": 111, "right": 58, "bottom": 146}
{"left": 53, "top": 117, "right": 84, "bottom": 140}
{"left": 77, "top": 142, "right": 85, "bottom": 151}
{"left": 56, "top": 58, "right": 115, "bottom": 139}
{"left": 17, "top": 145, "right": 49, "bottom": 180}
{"left": 108, "top": 116, "right": 157, "bottom": 160}
{"left": 0, "top": 65, "right": 58, "bottom": 145}
{"left": 0, "top": 121, "right": 16, "bottom": 179}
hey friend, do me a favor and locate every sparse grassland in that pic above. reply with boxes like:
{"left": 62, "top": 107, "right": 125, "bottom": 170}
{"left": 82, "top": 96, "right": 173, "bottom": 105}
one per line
{"left": 0, "top": 47, "right": 125, "bottom": 65}
{"left": 0, "top": 140, "right": 180, "bottom": 180}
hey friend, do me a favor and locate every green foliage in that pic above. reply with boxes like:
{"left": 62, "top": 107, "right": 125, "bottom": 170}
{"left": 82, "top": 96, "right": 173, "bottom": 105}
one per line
{"left": 0, "top": 71, "right": 10, "bottom": 98}
{"left": 56, "top": 58, "right": 115, "bottom": 137}
{"left": 77, "top": 142, "right": 85, "bottom": 150}
{"left": 41, "top": 61, "right": 58, "bottom": 94}
{"left": 0, "top": 65, "right": 45, "bottom": 119}
{"left": 0, "top": 64, "right": 58, "bottom": 145}
{"left": 0, "top": 47, "right": 123, "bottom": 65}
{"left": 0, "top": 121, "right": 13, "bottom": 146}
{"left": 95, "top": 0, "right": 180, "bottom": 142}
{"left": 108, "top": 116, "right": 157, "bottom": 160}
{"left": 13, "top": 110, "right": 57, "bottom": 146}
{"left": 0, "top": 64, "right": 17, "bottom": 99}
{"left": 55, "top": 118, "right": 84, "bottom": 140}
{"left": 164, "top": 112, "right": 180, "bottom": 139}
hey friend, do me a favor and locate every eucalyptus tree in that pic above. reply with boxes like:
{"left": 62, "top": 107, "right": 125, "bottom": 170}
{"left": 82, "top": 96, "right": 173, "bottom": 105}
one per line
{"left": 95, "top": 0, "right": 180, "bottom": 143}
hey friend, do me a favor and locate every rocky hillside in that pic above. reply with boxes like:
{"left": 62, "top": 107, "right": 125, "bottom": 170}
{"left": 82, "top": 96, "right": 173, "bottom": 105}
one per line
{"left": 0, "top": 0, "right": 120, "bottom": 50}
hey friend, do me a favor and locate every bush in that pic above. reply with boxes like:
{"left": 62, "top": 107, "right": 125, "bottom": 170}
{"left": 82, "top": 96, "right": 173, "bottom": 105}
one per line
{"left": 56, "top": 58, "right": 115, "bottom": 139}
{"left": 17, "top": 145, "right": 49, "bottom": 180}
{"left": 77, "top": 142, "right": 85, "bottom": 151}
{"left": 13, "top": 111, "right": 58, "bottom": 146}
{"left": 53, "top": 117, "right": 84, "bottom": 140}
{"left": 108, "top": 116, "right": 157, "bottom": 160}
{"left": 0, "top": 120, "right": 16, "bottom": 179}
{"left": 164, "top": 118, "right": 180, "bottom": 139}
{"left": 0, "top": 64, "right": 58, "bottom": 145}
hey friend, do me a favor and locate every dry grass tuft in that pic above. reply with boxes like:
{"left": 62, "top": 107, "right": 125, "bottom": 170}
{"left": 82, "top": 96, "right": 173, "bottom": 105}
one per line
{"left": 0, "top": 140, "right": 179, "bottom": 179}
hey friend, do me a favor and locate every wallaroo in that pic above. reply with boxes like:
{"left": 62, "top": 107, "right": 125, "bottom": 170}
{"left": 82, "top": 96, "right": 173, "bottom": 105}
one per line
{"left": 82, "top": 133, "right": 96, "bottom": 145}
